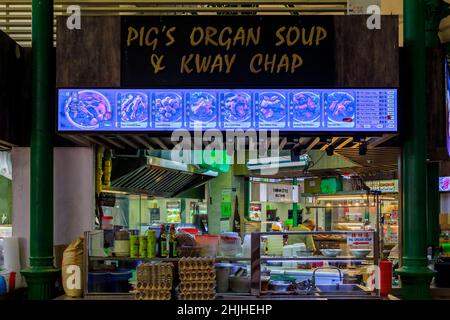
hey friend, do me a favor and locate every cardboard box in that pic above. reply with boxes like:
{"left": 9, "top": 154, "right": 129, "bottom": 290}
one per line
{"left": 304, "top": 178, "right": 321, "bottom": 194}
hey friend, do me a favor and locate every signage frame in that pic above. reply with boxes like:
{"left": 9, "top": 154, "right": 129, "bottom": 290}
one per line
{"left": 120, "top": 15, "right": 336, "bottom": 88}
{"left": 56, "top": 86, "right": 399, "bottom": 136}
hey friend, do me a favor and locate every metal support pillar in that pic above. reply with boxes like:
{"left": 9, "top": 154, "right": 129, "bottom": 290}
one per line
{"left": 397, "top": 0, "right": 434, "bottom": 300}
{"left": 20, "top": 0, "right": 59, "bottom": 300}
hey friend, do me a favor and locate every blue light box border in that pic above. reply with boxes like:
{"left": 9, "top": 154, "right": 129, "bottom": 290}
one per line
{"left": 57, "top": 88, "right": 398, "bottom": 133}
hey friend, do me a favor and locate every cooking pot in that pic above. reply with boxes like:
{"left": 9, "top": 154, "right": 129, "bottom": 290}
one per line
{"left": 229, "top": 275, "right": 251, "bottom": 293}
{"left": 269, "top": 280, "right": 293, "bottom": 292}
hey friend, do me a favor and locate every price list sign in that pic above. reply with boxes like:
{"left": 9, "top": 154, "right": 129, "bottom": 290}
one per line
{"left": 355, "top": 89, "right": 397, "bottom": 130}
{"left": 347, "top": 232, "right": 373, "bottom": 246}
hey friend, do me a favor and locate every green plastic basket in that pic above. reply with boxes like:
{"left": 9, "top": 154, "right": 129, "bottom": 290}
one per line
{"left": 269, "top": 275, "right": 296, "bottom": 283}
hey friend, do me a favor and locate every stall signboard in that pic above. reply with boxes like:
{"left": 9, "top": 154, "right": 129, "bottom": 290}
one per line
{"left": 267, "top": 183, "right": 292, "bottom": 203}
{"left": 366, "top": 180, "right": 398, "bottom": 193}
{"left": 221, "top": 188, "right": 233, "bottom": 218}
{"left": 347, "top": 232, "right": 373, "bottom": 246}
{"left": 121, "top": 16, "right": 335, "bottom": 87}
{"left": 57, "top": 88, "right": 398, "bottom": 132}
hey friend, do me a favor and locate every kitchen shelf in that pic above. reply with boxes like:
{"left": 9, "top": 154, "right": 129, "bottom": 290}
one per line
{"left": 215, "top": 257, "right": 252, "bottom": 262}
{"left": 89, "top": 256, "right": 180, "bottom": 262}
{"left": 89, "top": 256, "right": 252, "bottom": 262}
{"left": 261, "top": 256, "right": 374, "bottom": 262}
{"left": 261, "top": 230, "right": 375, "bottom": 236}
{"left": 305, "top": 206, "right": 373, "bottom": 209}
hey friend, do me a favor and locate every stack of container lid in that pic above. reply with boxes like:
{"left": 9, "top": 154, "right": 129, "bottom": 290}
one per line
{"left": 178, "top": 257, "right": 216, "bottom": 300}
{"left": 134, "top": 262, "right": 173, "bottom": 300}
{"left": 266, "top": 235, "right": 284, "bottom": 256}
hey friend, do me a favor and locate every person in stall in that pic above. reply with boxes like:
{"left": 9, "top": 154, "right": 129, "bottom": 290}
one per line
{"left": 271, "top": 217, "right": 283, "bottom": 232}
{"left": 287, "top": 219, "right": 317, "bottom": 254}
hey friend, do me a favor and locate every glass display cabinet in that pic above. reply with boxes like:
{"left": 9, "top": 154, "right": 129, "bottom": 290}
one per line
{"left": 82, "top": 229, "right": 380, "bottom": 299}
{"left": 250, "top": 230, "right": 380, "bottom": 298}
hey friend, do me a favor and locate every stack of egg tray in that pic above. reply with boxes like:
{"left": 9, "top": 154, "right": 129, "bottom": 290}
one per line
{"left": 135, "top": 262, "right": 174, "bottom": 300}
{"left": 178, "top": 257, "right": 216, "bottom": 300}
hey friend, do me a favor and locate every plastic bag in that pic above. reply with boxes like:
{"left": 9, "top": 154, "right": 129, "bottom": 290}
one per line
{"left": 61, "top": 237, "right": 84, "bottom": 298}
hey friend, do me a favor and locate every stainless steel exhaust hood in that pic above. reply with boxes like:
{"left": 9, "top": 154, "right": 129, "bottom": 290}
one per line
{"left": 109, "top": 156, "right": 218, "bottom": 197}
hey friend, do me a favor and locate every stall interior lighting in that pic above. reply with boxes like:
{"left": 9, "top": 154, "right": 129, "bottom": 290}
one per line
{"left": 264, "top": 259, "right": 368, "bottom": 263}
{"left": 379, "top": 196, "right": 397, "bottom": 200}
{"left": 316, "top": 195, "right": 367, "bottom": 201}
{"left": 101, "top": 190, "right": 130, "bottom": 195}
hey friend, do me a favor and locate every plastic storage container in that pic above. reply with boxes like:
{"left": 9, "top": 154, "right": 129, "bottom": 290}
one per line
{"left": 219, "top": 233, "right": 242, "bottom": 257}
{"left": 242, "top": 235, "right": 251, "bottom": 258}
{"left": 216, "top": 266, "right": 231, "bottom": 293}
{"left": 178, "top": 227, "right": 199, "bottom": 235}
{"left": 114, "top": 240, "right": 130, "bottom": 257}
{"left": 88, "top": 272, "right": 111, "bottom": 292}
{"left": 101, "top": 216, "right": 113, "bottom": 230}
{"left": 195, "top": 235, "right": 219, "bottom": 257}
{"left": 110, "top": 270, "right": 133, "bottom": 293}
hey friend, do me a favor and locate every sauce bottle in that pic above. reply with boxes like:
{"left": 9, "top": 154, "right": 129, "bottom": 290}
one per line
{"left": 159, "top": 224, "right": 168, "bottom": 258}
{"left": 169, "top": 224, "right": 177, "bottom": 258}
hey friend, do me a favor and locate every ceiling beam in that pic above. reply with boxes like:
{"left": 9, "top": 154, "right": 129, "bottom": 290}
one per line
{"left": 280, "top": 137, "right": 288, "bottom": 150}
{"left": 97, "top": 136, "right": 126, "bottom": 149}
{"left": 151, "top": 137, "right": 169, "bottom": 150}
{"left": 0, "top": 139, "right": 16, "bottom": 148}
{"left": 351, "top": 137, "right": 369, "bottom": 148}
{"left": 130, "top": 135, "right": 154, "bottom": 150}
{"left": 299, "top": 137, "right": 311, "bottom": 145}
{"left": 367, "top": 134, "right": 397, "bottom": 149}
{"left": 306, "top": 137, "right": 320, "bottom": 151}
{"left": 116, "top": 135, "right": 139, "bottom": 149}
{"left": 336, "top": 137, "right": 353, "bottom": 149}
{"left": 83, "top": 135, "right": 109, "bottom": 148}
{"left": 62, "top": 135, "right": 92, "bottom": 147}
{"left": 319, "top": 137, "right": 338, "bottom": 151}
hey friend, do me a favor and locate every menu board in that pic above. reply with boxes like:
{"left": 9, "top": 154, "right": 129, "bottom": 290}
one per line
{"left": 186, "top": 91, "right": 218, "bottom": 130}
{"left": 439, "top": 176, "right": 450, "bottom": 192}
{"left": 152, "top": 91, "right": 184, "bottom": 129}
{"left": 57, "top": 88, "right": 398, "bottom": 132}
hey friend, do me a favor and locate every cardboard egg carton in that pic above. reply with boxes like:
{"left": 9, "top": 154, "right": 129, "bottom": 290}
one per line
{"left": 137, "top": 262, "right": 174, "bottom": 283}
{"left": 178, "top": 257, "right": 215, "bottom": 271}
{"left": 179, "top": 270, "right": 216, "bottom": 281}
{"left": 179, "top": 292, "right": 216, "bottom": 300}
{"left": 136, "top": 280, "right": 172, "bottom": 290}
{"left": 135, "top": 290, "right": 171, "bottom": 300}
{"left": 179, "top": 280, "right": 216, "bottom": 293}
